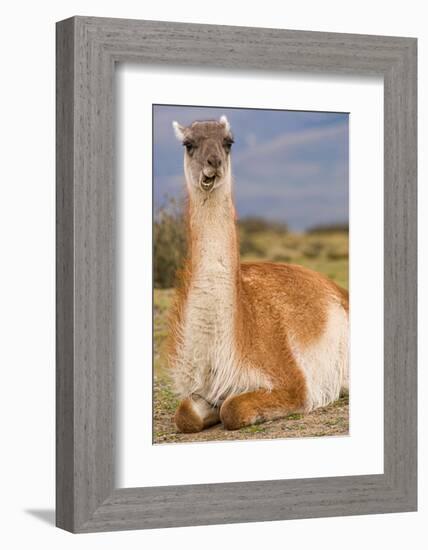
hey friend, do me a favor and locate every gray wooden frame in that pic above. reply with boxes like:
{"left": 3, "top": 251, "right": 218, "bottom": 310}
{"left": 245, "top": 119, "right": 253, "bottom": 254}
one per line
{"left": 56, "top": 16, "right": 417, "bottom": 533}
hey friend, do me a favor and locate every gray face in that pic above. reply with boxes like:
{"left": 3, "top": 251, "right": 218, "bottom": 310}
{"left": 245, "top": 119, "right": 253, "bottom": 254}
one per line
{"left": 173, "top": 118, "right": 234, "bottom": 192}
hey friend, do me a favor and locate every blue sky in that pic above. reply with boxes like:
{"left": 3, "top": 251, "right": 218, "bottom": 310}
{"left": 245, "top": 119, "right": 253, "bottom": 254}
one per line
{"left": 153, "top": 105, "right": 349, "bottom": 231}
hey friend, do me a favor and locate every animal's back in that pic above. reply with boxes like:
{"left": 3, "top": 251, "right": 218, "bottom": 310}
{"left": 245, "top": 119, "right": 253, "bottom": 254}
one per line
{"left": 240, "top": 262, "right": 348, "bottom": 340}
{"left": 238, "top": 262, "right": 349, "bottom": 410}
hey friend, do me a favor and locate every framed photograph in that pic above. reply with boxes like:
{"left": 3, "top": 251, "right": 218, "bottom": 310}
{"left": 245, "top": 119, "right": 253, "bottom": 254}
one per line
{"left": 56, "top": 16, "right": 417, "bottom": 532}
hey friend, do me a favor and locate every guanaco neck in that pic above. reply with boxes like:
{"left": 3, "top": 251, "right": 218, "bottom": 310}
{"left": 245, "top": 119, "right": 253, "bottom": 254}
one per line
{"left": 186, "top": 180, "right": 240, "bottom": 290}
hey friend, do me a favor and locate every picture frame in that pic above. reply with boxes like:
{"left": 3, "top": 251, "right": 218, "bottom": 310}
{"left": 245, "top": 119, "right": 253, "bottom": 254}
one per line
{"left": 56, "top": 16, "right": 417, "bottom": 533}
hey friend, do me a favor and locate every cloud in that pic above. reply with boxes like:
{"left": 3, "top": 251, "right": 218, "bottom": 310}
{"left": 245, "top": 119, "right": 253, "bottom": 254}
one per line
{"left": 233, "top": 121, "right": 348, "bottom": 165}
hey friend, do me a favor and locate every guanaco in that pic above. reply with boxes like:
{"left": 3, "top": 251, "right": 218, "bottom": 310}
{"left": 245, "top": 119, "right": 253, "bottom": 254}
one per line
{"left": 168, "top": 116, "right": 349, "bottom": 432}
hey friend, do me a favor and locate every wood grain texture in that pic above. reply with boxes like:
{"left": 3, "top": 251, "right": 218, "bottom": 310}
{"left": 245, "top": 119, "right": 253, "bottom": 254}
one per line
{"left": 56, "top": 17, "right": 75, "bottom": 532}
{"left": 56, "top": 16, "right": 417, "bottom": 533}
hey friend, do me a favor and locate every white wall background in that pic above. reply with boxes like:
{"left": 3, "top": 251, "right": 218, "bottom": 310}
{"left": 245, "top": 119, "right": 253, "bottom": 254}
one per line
{"left": 0, "top": 1, "right": 425, "bottom": 548}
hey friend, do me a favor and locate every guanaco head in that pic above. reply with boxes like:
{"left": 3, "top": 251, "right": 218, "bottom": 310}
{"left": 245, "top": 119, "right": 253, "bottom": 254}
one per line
{"left": 172, "top": 116, "right": 234, "bottom": 193}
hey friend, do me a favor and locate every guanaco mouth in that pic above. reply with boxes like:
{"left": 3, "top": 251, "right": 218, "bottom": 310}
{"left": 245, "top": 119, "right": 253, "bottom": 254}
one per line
{"left": 200, "top": 175, "right": 216, "bottom": 190}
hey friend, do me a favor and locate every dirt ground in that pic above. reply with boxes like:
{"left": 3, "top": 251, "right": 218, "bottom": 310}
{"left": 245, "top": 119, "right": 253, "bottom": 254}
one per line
{"left": 153, "top": 374, "right": 349, "bottom": 444}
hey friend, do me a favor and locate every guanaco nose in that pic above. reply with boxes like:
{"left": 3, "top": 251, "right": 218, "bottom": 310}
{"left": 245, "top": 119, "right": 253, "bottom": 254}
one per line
{"left": 206, "top": 155, "right": 222, "bottom": 170}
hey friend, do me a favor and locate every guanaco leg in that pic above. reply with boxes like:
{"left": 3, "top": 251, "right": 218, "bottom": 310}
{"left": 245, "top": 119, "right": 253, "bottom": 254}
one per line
{"left": 174, "top": 394, "right": 220, "bottom": 433}
{"left": 220, "top": 387, "right": 306, "bottom": 431}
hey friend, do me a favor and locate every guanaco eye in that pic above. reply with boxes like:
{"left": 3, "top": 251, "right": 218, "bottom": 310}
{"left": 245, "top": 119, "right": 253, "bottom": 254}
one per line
{"left": 223, "top": 138, "right": 234, "bottom": 152}
{"left": 183, "top": 141, "right": 195, "bottom": 154}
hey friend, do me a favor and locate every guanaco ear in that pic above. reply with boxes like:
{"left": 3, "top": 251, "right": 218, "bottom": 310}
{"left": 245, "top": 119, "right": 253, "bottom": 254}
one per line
{"left": 172, "top": 121, "right": 185, "bottom": 141}
{"left": 219, "top": 115, "right": 231, "bottom": 133}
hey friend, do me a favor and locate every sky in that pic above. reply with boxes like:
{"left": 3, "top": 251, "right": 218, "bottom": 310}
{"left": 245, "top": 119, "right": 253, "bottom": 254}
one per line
{"left": 153, "top": 104, "right": 349, "bottom": 231}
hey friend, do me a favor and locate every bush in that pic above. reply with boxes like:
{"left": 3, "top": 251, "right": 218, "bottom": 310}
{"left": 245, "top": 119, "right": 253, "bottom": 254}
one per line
{"left": 238, "top": 231, "right": 265, "bottom": 257}
{"left": 307, "top": 223, "right": 349, "bottom": 234}
{"left": 302, "top": 241, "right": 324, "bottom": 258}
{"left": 238, "top": 216, "right": 288, "bottom": 258}
{"left": 154, "top": 199, "right": 187, "bottom": 288}
{"left": 272, "top": 252, "right": 293, "bottom": 263}
{"left": 239, "top": 216, "right": 288, "bottom": 235}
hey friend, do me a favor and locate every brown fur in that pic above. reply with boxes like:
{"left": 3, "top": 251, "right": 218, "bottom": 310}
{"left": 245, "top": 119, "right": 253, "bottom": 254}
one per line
{"left": 220, "top": 387, "right": 306, "bottom": 430}
{"left": 174, "top": 398, "right": 204, "bottom": 433}
{"left": 174, "top": 395, "right": 221, "bottom": 433}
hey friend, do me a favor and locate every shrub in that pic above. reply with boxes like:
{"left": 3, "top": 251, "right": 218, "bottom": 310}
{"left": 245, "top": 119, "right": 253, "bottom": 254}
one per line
{"left": 302, "top": 241, "right": 324, "bottom": 258}
{"left": 307, "top": 222, "right": 349, "bottom": 234}
{"left": 238, "top": 230, "right": 265, "bottom": 257}
{"left": 153, "top": 199, "right": 187, "bottom": 288}
{"left": 239, "top": 216, "right": 288, "bottom": 235}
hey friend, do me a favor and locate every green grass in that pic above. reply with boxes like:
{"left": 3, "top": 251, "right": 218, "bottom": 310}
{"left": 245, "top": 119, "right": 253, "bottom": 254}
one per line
{"left": 286, "top": 413, "right": 304, "bottom": 421}
{"left": 239, "top": 230, "right": 348, "bottom": 290}
{"left": 239, "top": 425, "right": 267, "bottom": 434}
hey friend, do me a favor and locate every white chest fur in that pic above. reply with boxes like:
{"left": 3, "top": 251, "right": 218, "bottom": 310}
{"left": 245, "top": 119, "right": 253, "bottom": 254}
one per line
{"left": 172, "top": 193, "right": 237, "bottom": 403}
